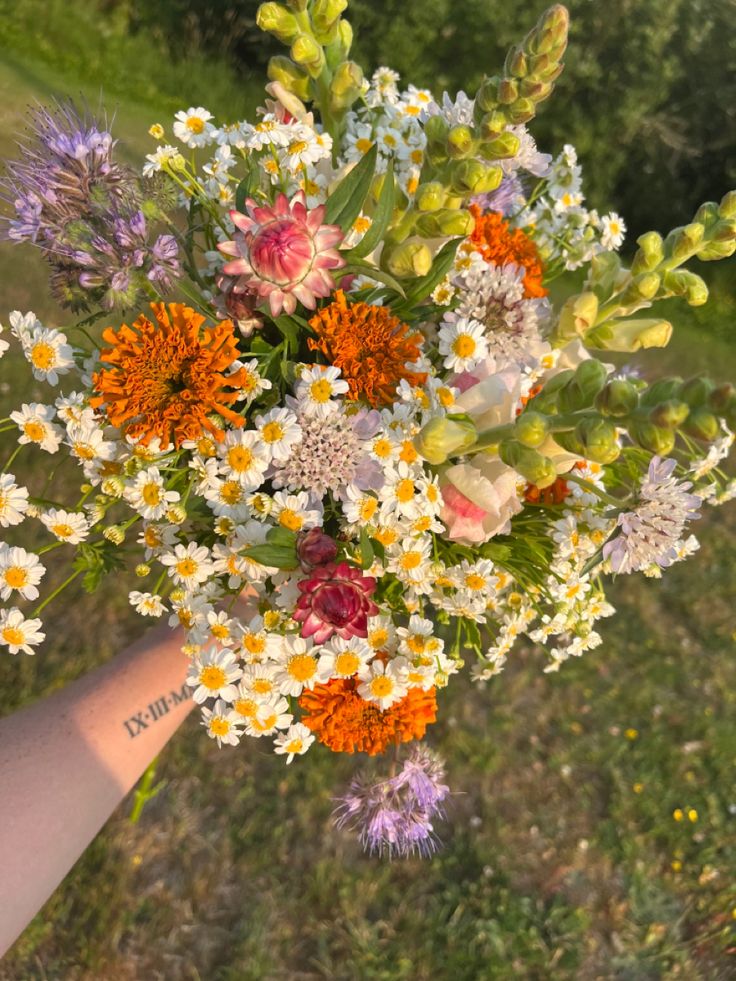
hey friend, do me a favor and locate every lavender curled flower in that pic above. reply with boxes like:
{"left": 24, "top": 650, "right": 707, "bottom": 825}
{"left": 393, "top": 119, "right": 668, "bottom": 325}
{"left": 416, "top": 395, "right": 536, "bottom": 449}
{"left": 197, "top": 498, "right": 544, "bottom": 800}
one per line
{"left": 333, "top": 746, "right": 450, "bottom": 858}
{"left": 603, "top": 456, "right": 702, "bottom": 574}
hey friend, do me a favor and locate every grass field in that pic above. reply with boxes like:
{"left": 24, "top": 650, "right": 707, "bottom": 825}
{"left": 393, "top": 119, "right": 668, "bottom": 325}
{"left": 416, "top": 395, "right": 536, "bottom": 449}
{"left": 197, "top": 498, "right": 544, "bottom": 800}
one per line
{"left": 0, "top": 26, "right": 736, "bottom": 981}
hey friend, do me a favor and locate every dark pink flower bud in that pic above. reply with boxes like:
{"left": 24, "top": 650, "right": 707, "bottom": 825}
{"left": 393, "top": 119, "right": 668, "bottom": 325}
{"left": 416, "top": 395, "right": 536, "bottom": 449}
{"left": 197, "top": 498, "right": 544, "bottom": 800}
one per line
{"left": 294, "top": 561, "right": 378, "bottom": 644}
{"left": 296, "top": 527, "right": 338, "bottom": 571}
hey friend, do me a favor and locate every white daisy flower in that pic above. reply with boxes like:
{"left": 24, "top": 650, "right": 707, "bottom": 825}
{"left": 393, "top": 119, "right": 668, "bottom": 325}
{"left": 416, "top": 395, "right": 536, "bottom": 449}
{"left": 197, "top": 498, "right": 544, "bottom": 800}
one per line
{"left": 357, "top": 656, "right": 410, "bottom": 709}
{"left": 40, "top": 508, "right": 90, "bottom": 544}
{"left": 187, "top": 646, "right": 242, "bottom": 704}
{"left": 201, "top": 699, "right": 244, "bottom": 747}
{"left": 343, "top": 122, "right": 376, "bottom": 163}
{"left": 245, "top": 695, "right": 293, "bottom": 737}
{"left": 65, "top": 423, "right": 116, "bottom": 466}
{"left": 272, "top": 635, "right": 331, "bottom": 697}
{"left": 142, "top": 144, "right": 183, "bottom": 176}
{"left": 206, "top": 609, "right": 236, "bottom": 647}
{"left": 0, "top": 323, "right": 9, "bottom": 359}
{"left": 0, "top": 544, "right": 45, "bottom": 601}
{"left": 128, "top": 591, "right": 167, "bottom": 617}
{"left": 318, "top": 636, "right": 373, "bottom": 679}
{"left": 8, "top": 310, "right": 42, "bottom": 345}
{"left": 160, "top": 542, "right": 215, "bottom": 588}
{"left": 10, "top": 403, "right": 63, "bottom": 453}
{"left": 203, "top": 475, "right": 252, "bottom": 520}
{"left": 438, "top": 317, "right": 488, "bottom": 372}
{"left": 55, "top": 392, "right": 96, "bottom": 427}
{"left": 295, "top": 365, "right": 349, "bottom": 418}
{"left": 273, "top": 490, "right": 322, "bottom": 534}
{"left": 240, "top": 663, "right": 279, "bottom": 700}
{"left": 217, "top": 429, "right": 270, "bottom": 489}
{"left": 254, "top": 407, "right": 302, "bottom": 463}
{"left": 600, "top": 212, "right": 626, "bottom": 250}
{"left": 0, "top": 607, "right": 45, "bottom": 655}
{"left": 273, "top": 723, "right": 315, "bottom": 763}
{"left": 138, "top": 521, "right": 179, "bottom": 560}
{"left": 125, "top": 467, "right": 180, "bottom": 520}
{"left": 173, "top": 107, "right": 217, "bottom": 147}
{"left": 0, "top": 474, "right": 29, "bottom": 528}
{"left": 23, "top": 326, "right": 74, "bottom": 385}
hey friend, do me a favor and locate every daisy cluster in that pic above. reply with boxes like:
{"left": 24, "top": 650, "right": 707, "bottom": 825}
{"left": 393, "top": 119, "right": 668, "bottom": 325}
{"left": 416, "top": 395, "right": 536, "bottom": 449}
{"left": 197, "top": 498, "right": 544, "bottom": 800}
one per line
{"left": 2, "top": 0, "right": 736, "bottom": 857}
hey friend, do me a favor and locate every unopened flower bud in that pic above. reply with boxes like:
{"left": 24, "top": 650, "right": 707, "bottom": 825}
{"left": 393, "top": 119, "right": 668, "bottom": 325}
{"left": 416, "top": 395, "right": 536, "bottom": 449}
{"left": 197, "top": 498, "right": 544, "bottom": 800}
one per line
{"left": 475, "top": 76, "right": 500, "bottom": 113}
{"left": 663, "top": 269, "right": 709, "bottom": 306}
{"left": 640, "top": 377, "right": 683, "bottom": 407}
{"left": 630, "top": 272, "right": 661, "bottom": 301}
{"left": 284, "top": 0, "right": 308, "bottom": 9}
{"left": 628, "top": 420, "right": 676, "bottom": 456}
{"left": 508, "top": 97, "right": 535, "bottom": 124}
{"left": 586, "top": 318, "right": 672, "bottom": 353}
{"left": 718, "top": 190, "right": 736, "bottom": 220}
{"left": 148, "top": 123, "right": 164, "bottom": 140}
{"left": 415, "top": 182, "right": 446, "bottom": 212}
{"left": 497, "top": 78, "right": 519, "bottom": 104}
{"left": 166, "top": 504, "right": 187, "bottom": 524}
{"left": 103, "top": 525, "right": 125, "bottom": 546}
{"left": 414, "top": 415, "right": 477, "bottom": 465}
{"left": 479, "top": 131, "right": 521, "bottom": 162}
{"left": 694, "top": 201, "right": 720, "bottom": 226}
{"left": 329, "top": 60, "right": 364, "bottom": 108}
{"left": 256, "top": 3, "right": 300, "bottom": 43}
{"left": 311, "top": 0, "right": 347, "bottom": 34}
{"left": 514, "top": 410, "right": 549, "bottom": 448}
{"left": 499, "top": 440, "right": 557, "bottom": 488}
{"left": 555, "top": 291, "right": 598, "bottom": 341}
{"left": 384, "top": 240, "right": 432, "bottom": 278}
{"left": 631, "top": 231, "right": 664, "bottom": 273}
{"left": 707, "top": 383, "right": 735, "bottom": 414}
{"left": 435, "top": 208, "right": 475, "bottom": 237}
{"left": 477, "top": 110, "right": 508, "bottom": 141}
{"left": 446, "top": 125, "right": 475, "bottom": 159}
{"left": 678, "top": 376, "right": 714, "bottom": 408}
{"left": 574, "top": 417, "right": 620, "bottom": 464}
{"left": 648, "top": 399, "right": 690, "bottom": 429}
{"left": 297, "top": 528, "right": 338, "bottom": 571}
{"left": 668, "top": 222, "right": 705, "bottom": 262}
{"left": 696, "top": 240, "right": 736, "bottom": 261}
{"left": 291, "top": 34, "right": 325, "bottom": 76}
{"left": 710, "top": 218, "right": 736, "bottom": 243}
{"left": 682, "top": 408, "right": 720, "bottom": 442}
{"left": 267, "top": 55, "right": 311, "bottom": 99}
{"left": 595, "top": 379, "right": 639, "bottom": 418}
{"left": 336, "top": 19, "right": 353, "bottom": 55}
{"left": 558, "top": 359, "right": 608, "bottom": 413}
{"left": 101, "top": 475, "right": 125, "bottom": 498}
{"left": 135, "top": 563, "right": 151, "bottom": 578}
{"left": 505, "top": 45, "right": 528, "bottom": 78}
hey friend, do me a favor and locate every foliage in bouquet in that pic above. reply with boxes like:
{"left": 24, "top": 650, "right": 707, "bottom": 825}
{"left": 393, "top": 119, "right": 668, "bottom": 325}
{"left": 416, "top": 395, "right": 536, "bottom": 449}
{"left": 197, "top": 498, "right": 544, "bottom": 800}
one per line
{"left": 1, "top": 1, "right": 735, "bottom": 857}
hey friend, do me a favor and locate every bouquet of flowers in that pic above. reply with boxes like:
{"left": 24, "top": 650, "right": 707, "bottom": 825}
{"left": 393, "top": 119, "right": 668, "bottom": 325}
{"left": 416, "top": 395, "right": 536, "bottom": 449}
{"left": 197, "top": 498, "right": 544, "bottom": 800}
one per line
{"left": 1, "top": 1, "right": 735, "bottom": 857}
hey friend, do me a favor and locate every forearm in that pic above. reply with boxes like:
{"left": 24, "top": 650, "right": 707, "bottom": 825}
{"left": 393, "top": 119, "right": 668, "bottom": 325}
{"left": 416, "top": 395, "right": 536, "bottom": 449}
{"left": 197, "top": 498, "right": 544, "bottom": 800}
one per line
{"left": 0, "top": 621, "right": 193, "bottom": 957}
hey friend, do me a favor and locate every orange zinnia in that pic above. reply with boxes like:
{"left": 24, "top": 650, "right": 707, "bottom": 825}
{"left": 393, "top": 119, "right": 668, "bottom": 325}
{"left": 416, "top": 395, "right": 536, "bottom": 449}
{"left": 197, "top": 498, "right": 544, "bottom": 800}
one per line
{"left": 307, "top": 290, "right": 427, "bottom": 407}
{"left": 91, "top": 302, "right": 249, "bottom": 447}
{"left": 468, "top": 205, "right": 547, "bottom": 299}
{"left": 299, "top": 677, "right": 437, "bottom": 755}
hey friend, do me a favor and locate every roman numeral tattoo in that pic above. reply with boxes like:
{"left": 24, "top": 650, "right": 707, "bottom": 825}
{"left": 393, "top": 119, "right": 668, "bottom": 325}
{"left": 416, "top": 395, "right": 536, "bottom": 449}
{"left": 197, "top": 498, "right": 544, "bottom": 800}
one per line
{"left": 122, "top": 683, "right": 190, "bottom": 738}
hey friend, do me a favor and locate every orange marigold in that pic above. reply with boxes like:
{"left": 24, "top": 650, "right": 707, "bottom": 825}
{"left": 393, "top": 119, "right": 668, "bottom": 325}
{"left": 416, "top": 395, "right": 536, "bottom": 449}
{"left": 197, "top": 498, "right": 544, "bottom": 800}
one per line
{"left": 524, "top": 477, "right": 570, "bottom": 505}
{"left": 307, "top": 290, "right": 427, "bottom": 407}
{"left": 468, "top": 205, "right": 547, "bottom": 299}
{"left": 91, "top": 302, "right": 249, "bottom": 447}
{"left": 299, "top": 677, "right": 437, "bottom": 755}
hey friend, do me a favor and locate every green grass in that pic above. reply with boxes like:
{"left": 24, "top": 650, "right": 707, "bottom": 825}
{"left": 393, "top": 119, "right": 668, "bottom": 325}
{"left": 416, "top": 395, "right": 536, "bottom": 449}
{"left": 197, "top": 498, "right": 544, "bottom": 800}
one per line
{"left": 1, "top": 12, "right": 736, "bottom": 979}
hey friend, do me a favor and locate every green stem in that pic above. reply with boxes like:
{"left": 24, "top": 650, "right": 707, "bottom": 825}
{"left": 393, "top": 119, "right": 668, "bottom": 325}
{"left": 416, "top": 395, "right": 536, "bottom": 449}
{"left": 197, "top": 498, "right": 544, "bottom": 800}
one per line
{"left": 2, "top": 444, "right": 22, "bottom": 474}
{"left": 564, "top": 472, "right": 629, "bottom": 508}
{"left": 32, "top": 568, "right": 82, "bottom": 617}
{"left": 129, "top": 757, "right": 164, "bottom": 824}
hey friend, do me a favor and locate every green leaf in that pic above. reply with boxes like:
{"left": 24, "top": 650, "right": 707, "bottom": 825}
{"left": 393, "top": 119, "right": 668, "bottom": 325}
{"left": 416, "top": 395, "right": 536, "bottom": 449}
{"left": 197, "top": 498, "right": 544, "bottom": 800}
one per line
{"left": 393, "top": 238, "right": 461, "bottom": 314}
{"left": 359, "top": 527, "right": 375, "bottom": 570}
{"left": 346, "top": 161, "right": 396, "bottom": 259}
{"left": 272, "top": 315, "right": 301, "bottom": 354}
{"left": 72, "top": 542, "right": 125, "bottom": 594}
{"left": 242, "top": 544, "right": 299, "bottom": 570}
{"left": 339, "top": 259, "right": 406, "bottom": 297}
{"left": 234, "top": 161, "right": 260, "bottom": 213}
{"left": 324, "top": 145, "right": 378, "bottom": 232}
{"left": 266, "top": 526, "right": 298, "bottom": 549}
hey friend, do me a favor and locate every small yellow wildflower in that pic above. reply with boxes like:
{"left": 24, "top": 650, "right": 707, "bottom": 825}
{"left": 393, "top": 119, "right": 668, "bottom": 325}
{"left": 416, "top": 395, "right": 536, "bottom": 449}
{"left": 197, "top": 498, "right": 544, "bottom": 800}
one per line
{"left": 624, "top": 727, "right": 639, "bottom": 740}
{"left": 673, "top": 808, "right": 684, "bottom": 822}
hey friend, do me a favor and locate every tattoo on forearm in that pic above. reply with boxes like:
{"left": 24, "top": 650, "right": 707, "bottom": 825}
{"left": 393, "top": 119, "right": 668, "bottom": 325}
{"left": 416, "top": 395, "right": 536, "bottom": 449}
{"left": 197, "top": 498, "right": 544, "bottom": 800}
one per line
{"left": 123, "top": 683, "right": 190, "bottom": 738}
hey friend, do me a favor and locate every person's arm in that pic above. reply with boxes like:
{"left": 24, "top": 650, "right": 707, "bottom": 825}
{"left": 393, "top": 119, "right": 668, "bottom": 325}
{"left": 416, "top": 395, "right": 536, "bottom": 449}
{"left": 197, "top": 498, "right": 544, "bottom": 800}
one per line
{"left": 0, "top": 621, "right": 193, "bottom": 957}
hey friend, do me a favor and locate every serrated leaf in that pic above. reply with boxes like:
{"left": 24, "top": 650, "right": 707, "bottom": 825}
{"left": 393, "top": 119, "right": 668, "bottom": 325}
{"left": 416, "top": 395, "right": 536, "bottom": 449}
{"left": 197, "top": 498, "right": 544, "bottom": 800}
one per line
{"left": 346, "top": 161, "right": 396, "bottom": 259}
{"left": 324, "top": 145, "right": 378, "bottom": 232}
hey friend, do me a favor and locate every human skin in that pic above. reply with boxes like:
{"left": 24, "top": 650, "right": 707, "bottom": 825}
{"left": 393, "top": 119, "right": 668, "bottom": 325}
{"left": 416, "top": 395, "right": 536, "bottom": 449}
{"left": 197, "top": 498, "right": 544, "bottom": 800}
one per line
{"left": 0, "top": 621, "right": 194, "bottom": 957}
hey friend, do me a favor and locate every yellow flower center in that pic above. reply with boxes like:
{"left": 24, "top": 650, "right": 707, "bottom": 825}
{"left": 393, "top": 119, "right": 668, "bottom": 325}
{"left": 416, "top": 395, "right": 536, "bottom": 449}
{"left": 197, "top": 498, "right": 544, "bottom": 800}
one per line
{"left": 234, "top": 697, "right": 257, "bottom": 718}
{"left": 369, "top": 628, "right": 388, "bottom": 649}
{"left": 176, "top": 558, "right": 198, "bottom": 578}
{"left": 285, "top": 738, "right": 303, "bottom": 753}
{"left": 227, "top": 446, "right": 254, "bottom": 472}
{"left": 399, "top": 440, "right": 418, "bottom": 464}
{"left": 279, "top": 508, "right": 304, "bottom": 532}
{"left": 406, "top": 635, "right": 427, "bottom": 654}
{"left": 353, "top": 216, "right": 372, "bottom": 234}
{"left": 261, "top": 421, "right": 284, "bottom": 444}
{"left": 144, "top": 527, "right": 162, "bottom": 547}
{"left": 209, "top": 717, "right": 231, "bottom": 736}
{"left": 51, "top": 523, "right": 74, "bottom": 539}
{"left": 399, "top": 551, "right": 422, "bottom": 571}
{"left": 465, "top": 573, "right": 486, "bottom": 591}
{"left": 369, "top": 675, "right": 394, "bottom": 697}
{"left": 263, "top": 610, "right": 281, "bottom": 629}
{"left": 289, "top": 140, "right": 308, "bottom": 155}
{"left": 186, "top": 116, "right": 206, "bottom": 134}
{"left": 24, "top": 421, "right": 45, "bottom": 442}
{"left": 243, "top": 634, "right": 266, "bottom": 655}
{"left": 410, "top": 148, "right": 424, "bottom": 166}
{"left": 5, "top": 567, "right": 28, "bottom": 588}
{"left": 395, "top": 478, "right": 415, "bottom": 503}
{"left": 142, "top": 483, "right": 161, "bottom": 506}
{"left": 426, "top": 484, "right": 439, "bottom": 503}
{"left": 196, "top": 436, "right": 216, "bottom": 457}
{"left": 359, "top": 497, "right": 378, "bottom": 521}
{"left": 221, "top": 480, "right": 243, "bottom": 505}
{"left": 199, "top": 665, "right": 227, "bottom": 690}
{"left": 373, "top": 438, "right": 392, "bottom": 459}
{"left": 356, "top": 137, "right": 374, "bottom": 154}
{"left": 335, "top": 651, "right": 360, "bottom": 675}
{"left": 2, "top": 626, "right": 25, "bottom": 646}
{"left": 31, "top": 342, "right": 56, "bottom": 370}
{"left": 252, "top": 713, "right": 277, "bottom": 733}
{"left": 452, "top": 335, "right": 477, "bottom": 358}
{"left": 413, "top": 516, "right": 432, "bottom": 532}
{"left": 287, "top": 653, "right": 317, "bottom": 682}
{"left": 210, "top": 623, "right": 230, "bottom": 640}
{"left": 73, "top": 442, "right": 95, "bottom": 460}
{"left": 310, "top": 379, "right": 333, "bottom": 403}
{"left": 252, "top": 678, "right": 273, "bottom": 695}
{"left": 374, "top": 527, "right": 398, "bottom": 547}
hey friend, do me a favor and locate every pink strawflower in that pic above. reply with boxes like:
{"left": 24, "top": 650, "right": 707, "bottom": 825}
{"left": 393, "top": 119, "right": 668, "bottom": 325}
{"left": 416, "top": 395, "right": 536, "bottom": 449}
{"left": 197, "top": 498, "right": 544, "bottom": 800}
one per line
{"left": 217, "top": 190, "right": 345, "bottom": 317}
{"left": 294, "top": 561, "right": 379, "bottom": 644}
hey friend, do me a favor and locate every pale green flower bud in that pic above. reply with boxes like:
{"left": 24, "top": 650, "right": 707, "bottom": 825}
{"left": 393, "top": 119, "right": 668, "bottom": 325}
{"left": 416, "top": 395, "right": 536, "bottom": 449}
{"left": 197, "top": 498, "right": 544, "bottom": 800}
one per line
{"left": 384, "top": 240, "right": 432, "bottom": 278}
{"left": 640, "top": 377, "right": 683, "bottom": 407}
{"left": 555, "top": 291, "right": 599, "bottom": 341}
{"left": 437, "top": 209, "right": 475, "bottom": 236}
{"left": 595, "top": 379, "right": 639, "bottom": 418}
{"left": 683, "top": 408, "right": 720, "bottom": 442}
{"left": 631, "top": 230, "right": 664, "bottom": 273}
{"left": 678, "top": 376, "right": 714, "bottom": 408}
{"left": 499, "top": 440, "right": 557, "bottom": 488}
{"left": 519, "top": 78, "right": 553, "bottom": 102}
{"left": 479, "top": 131, "right": 521, "bottom": 161}
{"left": 694, "top": 201, "right": 720, "bottom": 226}
{"left": 478, "top": 110, "right": 508, "bottom": 141}
{"left": 166, "top": 504, "right": 187, "bottom": 525}
{"left": 628, "top": 420, "right": 676, "bottom": 456}
{"left": 256, "top": 3, "right": 300, "bottom": 43}
{"left": 475, "top": 76, "right": 500, "bottom": 113}
{"left": 667, "top": 222, "right": 705, "bottom": 261}
{"left": 135, "top": 563, "right": 151, "bottom": 578}
{"left": 574, "top": 417, "right": 620, "bottom": 464}
{"left": 585, "top": 318, "right": 672, "bottom": 353}
{"left": 497, "top": 78, "right": 519, "bottom": 104}
{"left": 630, "top": 272, "right": 661, "bottom": 300}
{"left": 414, "top": 415, "right": 477, "bottom": 465}
{"left": 415, "top": 182, "right": 446, "bottom": 211}
{"left": 514, "top": 410, "right": 549, "bottom": 448}
{"left": 267, "top": 56, "right": 311, "bottom": 100}
{"left": 504, "top": 45, "right": 528, "bottom": 78}
{"left": 284, "top": 0, "right": 308, "bottom": 9}
{"left": 103, "top": 525, "right": 125, "bottom": 546}
{"left": 100, "top": 475, "right": 125, "bottom": 498}
{"left": 648, "top": 399, "right": 690, "bottom": 429}
{"left": 708, "top": 383, "right": 735, "bottom": 414}
{"left": 312, "top": 0, "right": 347, "bottom": 34}
{"left": 336, "top": 19, "right": 353, "bottom": 56}
{"left": 662, "top": 269, "right": 708, "bottom": 306}
{"left": 558, "top": 359, "right": 608, "bottom": 413}
{"left": 329, "top": 60, "right": 364, "bottom": 109}
{"left": 696, "top": 240, "right": 736, "bottom": 261}
{"left": 507, "top": 97, "right": 535, "bottom": 124}
{"left": 718, "top": 190, "right": 736, "bottom": 220}
{"left": 291, "top": 34, "right": 326, "bottom": 77}
{"left": 710, "top": 218, "right": 736, "bottom": 242}
{"left": 446, "top": 125, "right": 475, "bottom": 159}
{"left": 424, "top": 115, "right": 450, "bottom": 143}
{"left": 449, "top": 160, "right": 501, "bottom": 196}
